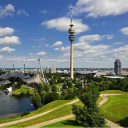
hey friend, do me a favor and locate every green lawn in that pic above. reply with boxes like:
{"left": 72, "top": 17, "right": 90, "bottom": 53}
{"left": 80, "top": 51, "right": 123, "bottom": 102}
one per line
{"left": 56, "top": 83, "right": 63, "bottom": 88}
{"left": 96, "top": 96, "right": 103, "bottom": 104}
{"left": 41, "top": 117, "right": 110, "bottom": 128}
{"left": 0, "top": 97, "right": 78, "bottom": 124}
{"left": 100, "top": 90, "right": 126, "bottom": 94}
{"left": 5, "top": 100, "right": 84, "bottom": 127}
{"left": 100, "top": 91, "right": 128, "bottom": 127}
{"left": 12, "top": 85, "right": 31, "bottom": 95}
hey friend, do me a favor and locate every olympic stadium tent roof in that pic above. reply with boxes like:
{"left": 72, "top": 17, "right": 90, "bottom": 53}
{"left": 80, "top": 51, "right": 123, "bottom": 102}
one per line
{"left": 23, "top": 73, "right": 45, "bottom": 85}
{"left": 0, "top": 72, "right": 25, "bottom": 80}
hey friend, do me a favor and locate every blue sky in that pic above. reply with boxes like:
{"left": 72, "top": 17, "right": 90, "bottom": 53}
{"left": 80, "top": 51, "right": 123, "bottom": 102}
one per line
{"left": 0, "top": 0, "right": 128, "bottom": 68}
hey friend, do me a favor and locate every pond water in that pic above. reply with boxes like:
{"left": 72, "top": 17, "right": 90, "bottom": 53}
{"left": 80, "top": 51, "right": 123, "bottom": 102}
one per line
{"left": 0, "top": 92, "right": 43, "bottom": 120}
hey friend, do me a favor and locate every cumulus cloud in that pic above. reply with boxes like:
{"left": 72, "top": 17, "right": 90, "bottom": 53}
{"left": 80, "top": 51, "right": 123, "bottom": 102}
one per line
{"left": 45, "top": 44, "right": 49, "bottom": 47}
{"left": 120, "top": 27, "right": 128, "bottom": 35}
{"left": 29, "top": 53, "right": 34, "bottom": 56}
{"left": 53, "top": 48, "right": 59, "bottom": 51}
{"left": 0, "top": 36, "right": 21, "bottom": 45}
{"left": 73, "top": 0, "right": 128, "bottom": 18}
{"left": 17, "top": 9, "right": 29, "bottom": 16}
{"left": 41, "top": 17, "right": 90, "bottom": 34}
{"left": 51, "top": 41, "right": 62, "bottom": 47}
{"left": 114, "top": 42, "right": 124, "bottom": 45}
{"left": 0, "top": 4, "right": 15, "bottom": 18}
{"left": 60, "top": 47, "right": 65, "bottom": 51}
{"left": 0, "top": 27, "right": 14, "bottom": 37}
{"left": 0, "top": 46, "right": 15, "bottom": 52}
{"left": 41, "top": 10, "right": 47, "bottom": 14}
{"left": 0, "top": 55, "right": 4, "bottom": 60}
{"left": 36, "top": 51, "right": 46, "bottom": 56}
{"left": 35, "top": 38, "right": 45, "bottom": 41}
{"left": 106, "top": 34, "right": 114, "bottom": 39}
{"left": 78, "top": 34, "right": 104, "bottom": 43}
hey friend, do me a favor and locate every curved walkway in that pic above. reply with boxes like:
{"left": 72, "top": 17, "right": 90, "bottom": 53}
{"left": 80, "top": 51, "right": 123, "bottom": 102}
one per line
{"left": 0, "top": 94, "right": 123, "bottom": 128}
{"left": 27, "top": 94, "right": 123, "bottom": 128}
{"left": 0, "top": 99, "right": 79, "bottom": 127}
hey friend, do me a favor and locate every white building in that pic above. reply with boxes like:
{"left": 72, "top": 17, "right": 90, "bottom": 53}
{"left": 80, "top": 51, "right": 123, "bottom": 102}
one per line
{"left": 50, "top": 64, "right": 56, "bottom": 73}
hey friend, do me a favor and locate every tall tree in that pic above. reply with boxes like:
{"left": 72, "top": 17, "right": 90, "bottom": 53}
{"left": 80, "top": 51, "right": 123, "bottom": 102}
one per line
{"left": 31, "top": 91, "right": 41, "bottom": 109}
{"left": 52, "top": 85, "right": 57, "bottom": 92}
{"left": 40, "top": 90, "right": 46, "bottom": 104}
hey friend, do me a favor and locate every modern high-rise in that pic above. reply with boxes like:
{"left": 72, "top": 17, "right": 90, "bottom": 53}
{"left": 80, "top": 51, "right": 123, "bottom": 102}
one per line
{"left": 50, "top": 64, "right": 56, "bottom": 73}
{"left": 69, "top": 3, "right": 75, "bottom": 79}
{"left": 114, "top": 59, "right": 122, "bottom": 75}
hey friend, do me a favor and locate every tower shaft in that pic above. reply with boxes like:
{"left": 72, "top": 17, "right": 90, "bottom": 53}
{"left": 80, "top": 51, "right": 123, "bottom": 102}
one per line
{"left": 70, "top": 41, "right": 73, "bottom": 79}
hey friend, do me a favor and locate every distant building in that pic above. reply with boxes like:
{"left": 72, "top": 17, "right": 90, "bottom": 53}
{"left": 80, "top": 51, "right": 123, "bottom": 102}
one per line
{"left": 44, "top": 66, "right": 49, "bottom": 74}
{"left": 50, "top": 64, "right": 56, "bottom": 73}
{"left": 114, "top": 59, "right": 122, "bottom": 75}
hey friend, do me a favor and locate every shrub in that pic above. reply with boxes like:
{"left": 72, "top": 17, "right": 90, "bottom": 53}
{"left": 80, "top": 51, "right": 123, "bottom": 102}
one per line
{"left": 20, "top": 111, "right": 30, "bottom": 117}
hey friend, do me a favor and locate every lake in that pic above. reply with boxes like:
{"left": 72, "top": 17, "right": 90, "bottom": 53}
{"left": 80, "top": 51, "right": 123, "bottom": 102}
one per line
{"left": 0, "top": 91, "right": 43, "bottom": 120}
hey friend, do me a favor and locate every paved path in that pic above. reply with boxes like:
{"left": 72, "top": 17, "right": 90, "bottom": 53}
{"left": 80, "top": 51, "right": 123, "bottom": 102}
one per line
{"left": 26, "top": 94, "right": 123, "bottom": 128}
{"left": 0, "top": 99, "right": 79, "bottom": 127}
{"left": 0, "top": 94, "right": 123, "bottom": 128}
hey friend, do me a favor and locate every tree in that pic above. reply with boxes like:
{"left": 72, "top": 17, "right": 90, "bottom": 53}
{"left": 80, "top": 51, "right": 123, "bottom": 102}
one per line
{"left": 45, "top": 92, "right": 59, "bottom": 104}
{"left": 67, "top": 80, "right": 73, "bottom": 88}
{"left": 72, "top": 84, "right": 105, "bottom": 127}
{"left": 31, "top": 91, "right": 41, "bottom": 109}
{"left": 52, "top": 85, "right": 57, "bottom": 92}
{"left": 38, "top": 83, "right": 44, "bottom": 91}
{"left": 9, "top": 76, "right": 16, "bottom": 83}
{"left": 44, "top": 84, "right": 50, "bottom": 92}
{"left": 40, "top": 90, "right": 46, "bottom": 104}
{"left": 63, "top": 81, "right": 67, "bottom": 89}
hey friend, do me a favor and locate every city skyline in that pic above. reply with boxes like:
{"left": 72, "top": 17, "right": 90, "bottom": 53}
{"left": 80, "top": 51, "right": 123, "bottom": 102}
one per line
{"left": 1, "top": 0, "right": 128, "bottom": 68}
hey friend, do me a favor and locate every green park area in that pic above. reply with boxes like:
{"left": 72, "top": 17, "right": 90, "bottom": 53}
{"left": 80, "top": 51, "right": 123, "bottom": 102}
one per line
{"left": 100, "top": 90, "right": 128, "bottom": 127}
{"left": 42, "top": 117, "right": 110, "bottom": 128}
{"left": 12, "top": 85, "right": 33, "bottom": 95}
{"left": 56, "top": 83, "right": 63, "bottom": 88}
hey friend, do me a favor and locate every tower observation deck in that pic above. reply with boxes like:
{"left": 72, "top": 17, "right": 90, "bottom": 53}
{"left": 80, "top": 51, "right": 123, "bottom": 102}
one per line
{"left": 69, "top": 3, "right": 75, "bottom": 79}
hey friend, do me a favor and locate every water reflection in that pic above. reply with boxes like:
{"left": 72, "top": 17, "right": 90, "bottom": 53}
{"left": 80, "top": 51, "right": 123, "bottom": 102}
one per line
{"left": 0, "top": 91, "right": 43, "bottom": 120}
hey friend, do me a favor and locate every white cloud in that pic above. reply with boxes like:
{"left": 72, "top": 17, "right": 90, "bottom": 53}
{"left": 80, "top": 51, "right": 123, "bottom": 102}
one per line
{"left": 106, "top": 34, "right": 114, "bottom": 39}
{"left": 51, "top": 41, "right": 63, "bottom": 47}
{"left": 35, "top": 38, "right": 45, "bottom": 41}
{"left": 102, "top": 21, "right": 106, "bottom": 26}
{"left": 53, "top": 48, "right": 59, "bottom": 51}
{"left": 60, "top": 47, "right": 65, "bottom": 51}
{"left": 73, "top": 0, "right": 128, "bottom": 18}
{"left": 93, "top": 23, "right": 98, "bottom": 26}
{"left": 29, "top": 53, "right": 34, "bottom": 56}
{"left": 32, "top": 46, "right": 35, "bottom": 48}
{"left": 0, "top": 27, "right": 14, "bottom": 36}
{"left": 27, "top": 59, "right": 36, "bottom": 62}
{"left": 0, "top": 4, "right": 15, "bottom": 18}
{"left": 0, "top": 46, "right": 15, "bottom": 52}
{"left": 17, "top": 9, "right": 29, "bottom": 16}
{"left": 36, "top": 51, "right": 46, "bottom": 56}
{"left": 0, "top": 36, "right": 21, "bottom": 45}
{"left": 0, "top": 55, "right": 4, "bottom": 60}
{"left": 78, "top": 34, "right": 104, "bottom": 43}
{"left": 41, "top": 17, "right": 90, "bottom": 34}
{"left": 120, "top": 27, "right": 128, "bottom": 35}
{"left": 45, "top": 44, "right": 49, "bottom": 47}
{"left": 114, "top": 42, "right": 124, "bottom": 45}
{"left": 41, "top": 10, "right": 47, "bottom": 14}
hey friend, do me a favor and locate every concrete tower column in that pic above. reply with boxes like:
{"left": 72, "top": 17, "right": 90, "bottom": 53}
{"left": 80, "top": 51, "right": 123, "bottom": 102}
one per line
{"left": 70, "top": 41, "right": 73, "bottom": 79}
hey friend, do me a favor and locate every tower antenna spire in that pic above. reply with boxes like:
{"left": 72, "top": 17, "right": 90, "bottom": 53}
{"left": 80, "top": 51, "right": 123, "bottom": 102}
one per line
{"left": 71, "top": 3, "right": 72, "bottom": 25}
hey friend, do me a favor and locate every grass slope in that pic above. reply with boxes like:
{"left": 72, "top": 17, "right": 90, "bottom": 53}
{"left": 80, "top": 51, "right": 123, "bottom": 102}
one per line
{"left": 41, "top": 117, "right": 110, "bottom": 128}
{"left": 100, "top": 90, "right": 128, "bottom": 127}
{"left": 0, "top": 97, "right": 78, "bottom": 124}
{"left": 6, "top": 100, "right": 84, "bottom": 127}
{"left": 100, "top": 90, "right": 125, "bottom": 94}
